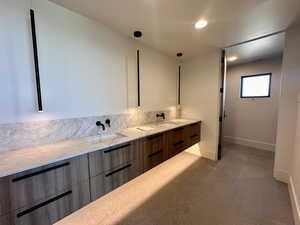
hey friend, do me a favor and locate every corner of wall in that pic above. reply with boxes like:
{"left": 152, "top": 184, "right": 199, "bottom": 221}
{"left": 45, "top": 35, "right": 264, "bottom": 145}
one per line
{"left": 201, "top": 149, "right": 218, "bottom": 161}
{"left": 273, "top": 170, "right": 289, "bottom": 183}
{"left": 289, "top": 176, "right": 300, "bottom": 225}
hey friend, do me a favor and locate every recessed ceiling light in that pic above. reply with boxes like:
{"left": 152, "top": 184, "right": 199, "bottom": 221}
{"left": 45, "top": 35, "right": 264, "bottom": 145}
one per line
{"left": 195, "top": 20, "right": 208, "bottom": 29}
{"left": 228, "top": 56, "right": 238, "bottom": 62}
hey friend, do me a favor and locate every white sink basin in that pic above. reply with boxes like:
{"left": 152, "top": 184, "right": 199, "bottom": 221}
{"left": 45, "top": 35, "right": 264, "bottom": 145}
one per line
{"left": 158, "top": 122, "right": 178, "bottom": 126}
{"left": 170, "top": 119, "right": 189, "bottom": 124}
{"left": 151, "top": 121, "right": 179, "bottom": 128}
{"left": 85, "top": 133, "right": 126, "bottom": 143}
{"left": 136, "top": 126, "right": 155, "bottom": 131}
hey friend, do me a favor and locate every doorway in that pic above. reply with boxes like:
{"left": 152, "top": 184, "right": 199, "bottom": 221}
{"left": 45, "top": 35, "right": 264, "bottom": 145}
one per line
{"left": 218, "top": 32, "right": 285, "bottom": 158}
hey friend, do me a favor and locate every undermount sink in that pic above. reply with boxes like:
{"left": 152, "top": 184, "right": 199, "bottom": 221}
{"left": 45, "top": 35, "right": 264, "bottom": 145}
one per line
{"left": 158, "top": 121, "right": 179, "bottom": 126}
{"left": 85, "top": 133, "right": 127, "bottom": 143}
{"left": 151, "top": 121, "right": 179, "bottom": 128}
{"left": 136, "top": 126, "right": 155, "bottom": 131}
{"left": 170, "top": 119, "right": 189, "bottom": 124}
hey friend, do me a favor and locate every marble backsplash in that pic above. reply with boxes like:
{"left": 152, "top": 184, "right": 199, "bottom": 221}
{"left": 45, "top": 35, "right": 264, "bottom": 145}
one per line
{"left": 0, "top": 109, "right": 179, "bottom": 152}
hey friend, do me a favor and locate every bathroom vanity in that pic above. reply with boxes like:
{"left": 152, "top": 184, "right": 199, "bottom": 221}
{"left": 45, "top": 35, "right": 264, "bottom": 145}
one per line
{"left": 0, "top": 119, "right": 201, "bottom": 225}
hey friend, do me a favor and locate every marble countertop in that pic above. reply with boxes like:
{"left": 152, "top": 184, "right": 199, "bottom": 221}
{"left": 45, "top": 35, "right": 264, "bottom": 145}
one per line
{"left": 0, "top": 118, "right": 201, "bottom": 178}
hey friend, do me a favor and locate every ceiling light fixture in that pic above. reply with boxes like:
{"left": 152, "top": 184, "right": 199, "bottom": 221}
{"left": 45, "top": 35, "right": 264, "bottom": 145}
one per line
{"left": 228, "top": 56, "right": 238, "bottom": 62}
{"left": 195, "top": 20, "right": 208, "bottom": 29}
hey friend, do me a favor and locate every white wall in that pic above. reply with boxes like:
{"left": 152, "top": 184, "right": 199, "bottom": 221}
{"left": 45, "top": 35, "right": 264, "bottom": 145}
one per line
{"left": 181, "top": 50, "right": 221, "bottom": 161}
{"left": 139, "top": 47, "right": 177, "bottom": 112}
{"left": 224, "top": 57, "right": 282, "bottom": 151}
{"left": 289, "top": 93, "right": 300, "bottom": 225}
{"left": 0, "top": 0, "right": 177, "bottom": 124}
{"left": 274, "top": 26, "right": 300, "bottom": 183}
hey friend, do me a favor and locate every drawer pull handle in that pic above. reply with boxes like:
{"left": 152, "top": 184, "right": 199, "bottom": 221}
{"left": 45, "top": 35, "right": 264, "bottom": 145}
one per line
{"left": 174, "top": 140, "right": 184, "bottom": 147}
{"left": 148, "top": 149, "right": 163, "bottom": 158}
{"left": 190, "top": 134, "right": 199, "bottom": 138}
{"left": 173, "top": 127, "right": 184, "bottom": 132}
{"left": 147, "top": 134, "right": 162, "bottom": 140}
{"left": 16, "top": 190, "right": 72, "bottom": 218}
{"left": 104, "top": 143, "right": 131, "bottom": 153}
{"left": 12, "top": 162, "right": 70, "bottom": 182}
{"left": 105, "top": 164, "right": 132, "bottom": 177}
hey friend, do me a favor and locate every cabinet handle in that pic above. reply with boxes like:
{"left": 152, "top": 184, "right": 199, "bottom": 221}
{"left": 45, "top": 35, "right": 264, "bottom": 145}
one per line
{"left": 148, "top": 149, "right": 163, "bottom": 158}
{"left": 190, "top": 134, "right": 199, "bottom": 138}
{"left": 104, "top": 143, "right": 131, "bottom": 153}
{"left": 173, "top": 127, "right": 184, "bottom": 132}
{"left": 147, "top": 134, "right": 162, "bottom": 140}
{"left": 105, "top": 164, "right": 132, "bottom": 177}
{"left": 16, "top": 190, "right": 72, "bottom": 218}
{"left": 12, "top": 162, "right": 70, "bottom": 182}
{"left": 174, "top": 140, "right": 184, "bottom": 147}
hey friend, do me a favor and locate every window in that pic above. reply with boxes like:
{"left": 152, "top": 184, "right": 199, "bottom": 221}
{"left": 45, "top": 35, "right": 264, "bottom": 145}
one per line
{"left": 240, "top": 73, "right": 272, "bottom": 98}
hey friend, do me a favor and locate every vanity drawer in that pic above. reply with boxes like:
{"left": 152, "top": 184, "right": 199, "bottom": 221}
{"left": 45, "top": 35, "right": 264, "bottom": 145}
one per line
{"left": 0, "top": 213, "right": 11, "bottom": 225}
{"left": 11, "top": 180, "right": 90, "bottom": 225}
{"left": 167, "top": 127, "right": 186, "bottom": 158}
{"left": 0, "top": 177, "right": 11, "bottom": 216}
{"left": 185, "top": 122, "right": 201, "bottom": 147}
{"left": 89, "top": 141, "right": 138, "bottom": 177}
{"left": 9, "top": 154, "right": 89, "bottom": 211}
{"left": 90, "top": 161, "right": 139, "bottom": 201}
{"left": 143, "top": 134, "right": 165, "bottom": 171}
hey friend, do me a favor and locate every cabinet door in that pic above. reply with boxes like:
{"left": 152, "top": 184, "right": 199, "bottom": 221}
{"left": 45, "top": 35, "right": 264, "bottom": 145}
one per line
{"left": 167, "top": 127, "right": 186, "bottom": 158}
{"left": 9, "top": 154, "right": 89, "bottom": 211}
{"left": 0, "top": 177, "right": 10, "bottom": 217}
{"left": 90, "top": 161, "right": 139, "bottom": 201}
{"left": 89, "top": 141, "right": 138, "bottom": 177}
{"left": 12, "top": 180, "right": 90, "bottom": 225}
{"left": 143, "top": 134, "right": 165, "bottom": 172}
{"left": 186, "top": 122, "right": 201, "bottom": 147}
{"left": 0, "top": 214, "right": 11, "bottom": 225}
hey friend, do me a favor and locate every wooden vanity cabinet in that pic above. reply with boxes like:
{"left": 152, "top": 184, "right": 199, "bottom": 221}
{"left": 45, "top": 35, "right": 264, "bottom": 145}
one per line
{"left": 142, "top": 133, "right": 166, "bottom": 172}
{"left": 11, "top": 180, "right": 90, "bottom": 225}
{"left": 90, "top": 161, "right": 140, "bottom": 200}
{"left": 166, "top": 122, "right": 201, "bottom": 159}
{"left": 9, "top": 155, "right": 89, "bottom": 212}
{"left": 0, "top": 213, "right": 11, "bottom": 225}
{"left": 89, "top": 141, "right": 142, "bottom": 177}
{"left": 1, "top": 121, "right": 201, "bottom": 225}
{"left": 166, "top": 127, "right": 186, "bottom": 158}
{"left": 0, "top": 177, "right": 11, "bottom": 217}
{"left": 89, "top": 140, "right": 143, "bottom": 201}
{"left": 185, "top": 122, "right": 201, "bottom": 148}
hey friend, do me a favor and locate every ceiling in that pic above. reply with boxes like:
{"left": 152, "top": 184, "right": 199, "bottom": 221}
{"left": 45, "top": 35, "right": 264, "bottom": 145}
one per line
{"left": 50, "top": 0, "right": 300, "bottom": 60}
{"left": 226, "top": 32, "right": 285, "bottom": 66}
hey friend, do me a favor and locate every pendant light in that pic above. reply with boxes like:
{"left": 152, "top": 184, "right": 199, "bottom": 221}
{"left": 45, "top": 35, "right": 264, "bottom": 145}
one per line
{"left": 133, "top": 31, "right": 143, "bottom": 107}
{"left": 177, "top": 52, "right": 183, "bottom": 105}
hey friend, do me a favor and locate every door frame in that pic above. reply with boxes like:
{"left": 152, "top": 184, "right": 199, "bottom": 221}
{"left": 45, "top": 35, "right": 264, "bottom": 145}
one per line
{"left": 218, "top": 49, "right": 227, "bottom": 160}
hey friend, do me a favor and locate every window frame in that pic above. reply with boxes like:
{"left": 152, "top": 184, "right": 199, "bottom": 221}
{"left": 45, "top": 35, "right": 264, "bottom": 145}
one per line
{"left": 240, "top": 73, "right": 272, "bottom": 99}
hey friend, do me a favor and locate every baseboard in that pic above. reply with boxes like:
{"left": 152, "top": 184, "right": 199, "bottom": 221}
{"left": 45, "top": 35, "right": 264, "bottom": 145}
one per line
{"left": 224, "top": 136, "right": 275, "bottom": 151}
{"left": 289, "top": 176, "right": 300, "bottom": 225}
{"left": 201, "top": 150, "right": 218, "bottom": 161}
{"left": 274, "top": 170, "right": 289, "bottom": 183}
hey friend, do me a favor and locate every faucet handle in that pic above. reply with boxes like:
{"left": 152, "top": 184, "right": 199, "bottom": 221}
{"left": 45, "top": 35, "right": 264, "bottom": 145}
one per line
{"left": 105, "top": 119, "right": 111, "bottom": 127}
